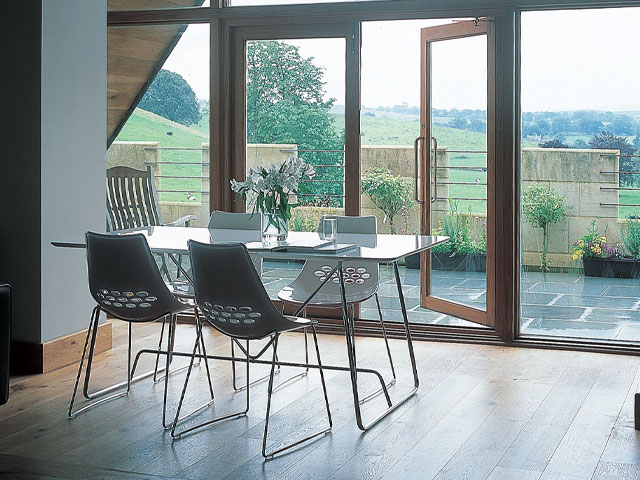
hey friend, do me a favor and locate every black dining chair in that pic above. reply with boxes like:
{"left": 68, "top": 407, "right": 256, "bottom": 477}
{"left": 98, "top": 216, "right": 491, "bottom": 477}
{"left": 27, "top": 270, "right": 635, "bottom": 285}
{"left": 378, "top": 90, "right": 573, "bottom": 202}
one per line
{"left": 171, "top": 241, "right": 332, "bottom": 459}
{"left": 69, "top": 232, "right": 214, "bottom": 427}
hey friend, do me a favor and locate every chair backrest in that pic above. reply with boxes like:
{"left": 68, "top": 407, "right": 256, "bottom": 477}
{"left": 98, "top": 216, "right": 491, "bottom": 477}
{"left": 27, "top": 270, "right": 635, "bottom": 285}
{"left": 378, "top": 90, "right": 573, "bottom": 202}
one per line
{"left": 106, "top": 166, "right": 162, "bottom": 232}
{"left": 189, "top": 241, "right": 291, "bottom": 340}
{"left": 297, "top": 215, "right": 379, "bottom": 301}
{"left": 86, "top": 232, "right": 185, "bottom": 322}
{"left": 318, "top": 215, "right": 377, "bottom": 235}
{"left": 208, "top": 211, "right": 261, "bottom": 230}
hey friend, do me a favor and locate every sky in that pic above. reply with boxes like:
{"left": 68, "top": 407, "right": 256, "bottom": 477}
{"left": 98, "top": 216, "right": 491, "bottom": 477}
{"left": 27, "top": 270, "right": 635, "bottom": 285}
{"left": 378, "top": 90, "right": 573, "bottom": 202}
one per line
{"left": 163, "top": 6, "right": 640, "bottom": 112}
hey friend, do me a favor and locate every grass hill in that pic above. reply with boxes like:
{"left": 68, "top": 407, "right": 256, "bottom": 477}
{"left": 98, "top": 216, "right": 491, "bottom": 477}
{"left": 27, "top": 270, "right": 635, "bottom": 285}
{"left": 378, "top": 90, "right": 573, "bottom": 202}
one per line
{"left": 112, "top": 108, "right": 540, "bottom": 213}
{"left": 115, "top": 109, "right": 208, "bottom": 202}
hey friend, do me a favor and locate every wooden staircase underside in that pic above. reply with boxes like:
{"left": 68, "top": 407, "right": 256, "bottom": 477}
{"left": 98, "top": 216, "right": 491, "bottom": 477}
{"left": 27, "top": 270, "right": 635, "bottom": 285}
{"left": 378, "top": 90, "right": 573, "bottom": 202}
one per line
{"left": 107, "top": 0, "right": 205, "bottom": 146}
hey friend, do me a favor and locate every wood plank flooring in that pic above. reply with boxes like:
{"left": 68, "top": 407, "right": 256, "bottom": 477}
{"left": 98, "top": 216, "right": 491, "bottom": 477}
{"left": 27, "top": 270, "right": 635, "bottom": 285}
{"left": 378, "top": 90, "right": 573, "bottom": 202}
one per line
{"left": 2, "top": 322, "right": 640, "bottom": 479}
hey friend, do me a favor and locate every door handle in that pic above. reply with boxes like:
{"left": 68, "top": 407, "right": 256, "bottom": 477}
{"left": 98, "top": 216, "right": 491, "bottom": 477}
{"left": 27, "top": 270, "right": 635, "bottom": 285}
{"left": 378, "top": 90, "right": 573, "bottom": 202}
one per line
{"left": 414, "top": 136, "right": 425, "bottom": 204}
{"left": 431, "top": 136, "right": 438, "bottom": 203}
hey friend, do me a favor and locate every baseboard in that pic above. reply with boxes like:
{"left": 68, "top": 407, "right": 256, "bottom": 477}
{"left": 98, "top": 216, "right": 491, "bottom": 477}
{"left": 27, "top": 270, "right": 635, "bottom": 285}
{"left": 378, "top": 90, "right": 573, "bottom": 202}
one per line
{"left": 11, "top": 322, "right": 112, "bottom": 375}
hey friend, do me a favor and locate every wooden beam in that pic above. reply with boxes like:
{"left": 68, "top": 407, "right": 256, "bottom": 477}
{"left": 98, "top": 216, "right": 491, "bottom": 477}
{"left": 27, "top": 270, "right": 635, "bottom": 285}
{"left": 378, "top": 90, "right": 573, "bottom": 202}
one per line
{"left": 344, "top": 22, "right": 361, "bottom": 217}
{"left": 108, "top": 0, "right": 640, "bottom": 27}
{"left": 493, "top": 10, "right": 517, "bottom": 342}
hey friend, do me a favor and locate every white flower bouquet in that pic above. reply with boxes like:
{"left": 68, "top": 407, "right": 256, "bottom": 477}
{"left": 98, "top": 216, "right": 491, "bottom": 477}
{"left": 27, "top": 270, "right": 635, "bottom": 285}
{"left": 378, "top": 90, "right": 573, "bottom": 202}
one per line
{"left": 231, "top": 157, "right": 316, "bottom": 238}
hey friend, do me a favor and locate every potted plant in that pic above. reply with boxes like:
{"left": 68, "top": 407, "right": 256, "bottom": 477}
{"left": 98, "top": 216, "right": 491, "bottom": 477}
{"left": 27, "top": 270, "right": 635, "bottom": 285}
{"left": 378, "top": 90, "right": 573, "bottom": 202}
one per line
{"left": 406, "top": 200, "right": 486, "bottom": 271}
{"left": 231, "top": 157, "right": 315, "bottom": 242}
{"left": 572, "top": 221, "right": 628, "bottom": 277}
{"left": 522, "top": 183, "right": 567, "bottom": 272}
{"left": 430, "top": 200, "right": 486, "bottom": 272}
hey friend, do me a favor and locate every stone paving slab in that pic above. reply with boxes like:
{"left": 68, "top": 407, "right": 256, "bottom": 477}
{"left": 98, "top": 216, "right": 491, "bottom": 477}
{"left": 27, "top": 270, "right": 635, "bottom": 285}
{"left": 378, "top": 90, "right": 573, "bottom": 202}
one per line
{"left": 528, "top": 282, "right": 611, "bottom": 296}
{"left": 552, "top": 294, "right": 638, "bottom": 309}
{"left": 522, "top": 305, "right": 588, "bottom": 320}
{"left": 260, "top": 260, "right": 640, "bottom": 342}
{"left": 582, "top": 308, "right": 640, "bottom": 323}
{"left": 522, "top": 318, "right": 622, "bottom": 339}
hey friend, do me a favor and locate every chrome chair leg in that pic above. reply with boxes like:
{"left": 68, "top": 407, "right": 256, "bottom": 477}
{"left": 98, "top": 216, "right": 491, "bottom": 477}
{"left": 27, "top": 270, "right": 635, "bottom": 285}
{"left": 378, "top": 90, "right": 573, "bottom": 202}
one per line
{"left": 152, "top": 316, "right": 168, "bottom": 382}
{"left": 253, "top": 303, "right": 308, "bottom": 393}
{"left": 69, "top": 307, "right": 130, "bottom": 418}
{"left": 162, "top": 313, "right": 214, "bottom": 430}
{"left": 152, "top": 314, "right": 200, "bottom": 385}
{"left": 231, "top": 334, "right": 281, "bottom": 392}
{"left": 171, "top": 314, "right": 246, "bottom": 439}
{"left": 262, "top": 329, "right": 331, "bottom": 459}
{"left": 357, "top": 294, "right": 397, "bottom": 405}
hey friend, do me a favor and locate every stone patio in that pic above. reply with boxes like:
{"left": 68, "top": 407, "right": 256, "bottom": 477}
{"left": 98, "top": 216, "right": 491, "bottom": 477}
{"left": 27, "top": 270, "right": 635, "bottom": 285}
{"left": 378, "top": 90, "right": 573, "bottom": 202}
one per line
{"left": 262, "top": 261, "right": 640, "bottom": 342}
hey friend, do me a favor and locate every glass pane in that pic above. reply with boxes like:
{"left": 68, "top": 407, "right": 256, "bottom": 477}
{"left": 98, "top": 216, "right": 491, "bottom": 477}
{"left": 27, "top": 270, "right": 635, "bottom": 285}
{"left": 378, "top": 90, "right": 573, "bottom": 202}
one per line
{"left": 519, "top": 8, "right": 640, "bottom": 342}
{"left": 243, "top": 38, "right": 345, "bottom": 232}
{"left": 359, "top": 19, "right": 487, "bottom": 327}
{"left": 107, "top": 23, "right": 210, "bottom": 226}
{"left": 429, "top": 35, "right": 487, "bottom": 313}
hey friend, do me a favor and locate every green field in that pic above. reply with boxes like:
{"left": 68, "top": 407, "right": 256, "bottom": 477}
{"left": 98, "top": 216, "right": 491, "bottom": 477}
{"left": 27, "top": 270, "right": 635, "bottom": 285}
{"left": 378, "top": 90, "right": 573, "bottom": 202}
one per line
{"left": 116, "top": 108, "right": 629, "bottom": 219}
{"left": 115, "top": 109, "right": 209, "bottom": 203}
{"left": 334, "top": 115, "right": 491, "bottom": 213}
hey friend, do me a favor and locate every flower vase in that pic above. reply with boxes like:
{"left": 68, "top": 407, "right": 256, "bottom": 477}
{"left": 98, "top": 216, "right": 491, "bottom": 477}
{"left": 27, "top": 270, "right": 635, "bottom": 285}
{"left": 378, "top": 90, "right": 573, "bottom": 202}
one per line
{"left": 261, "top": 212, "right": 288, "bottom": 243}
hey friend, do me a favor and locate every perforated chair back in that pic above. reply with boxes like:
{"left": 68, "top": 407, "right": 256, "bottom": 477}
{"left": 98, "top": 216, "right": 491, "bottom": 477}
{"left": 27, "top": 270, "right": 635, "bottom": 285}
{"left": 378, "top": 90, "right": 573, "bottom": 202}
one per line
{"left": 279, "top": 215, "right": 380, "bottom": 306}
{"left": 189, "top": 241, "right": 295, "bottom": 340}
{"left": 86, "top": 232, "right": 186, "bottom": 322}
{"left": 106, "top": 166, "right": 162, "bottom": 232}
{"left": 208, "top": 211, "right": 261, "bottom": 230}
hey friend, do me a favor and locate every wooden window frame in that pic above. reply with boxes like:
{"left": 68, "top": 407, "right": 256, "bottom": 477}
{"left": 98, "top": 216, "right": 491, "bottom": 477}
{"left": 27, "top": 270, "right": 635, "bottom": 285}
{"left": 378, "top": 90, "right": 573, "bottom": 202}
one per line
{"left": 108, "top": 0, "right": 640, "bottom": 355}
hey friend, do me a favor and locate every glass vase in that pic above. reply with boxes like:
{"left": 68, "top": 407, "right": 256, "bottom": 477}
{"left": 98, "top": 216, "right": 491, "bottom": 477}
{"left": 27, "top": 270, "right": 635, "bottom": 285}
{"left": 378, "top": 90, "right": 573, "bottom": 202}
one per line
{"left": 261, "top": 211, "right": 288, "bottom": 243}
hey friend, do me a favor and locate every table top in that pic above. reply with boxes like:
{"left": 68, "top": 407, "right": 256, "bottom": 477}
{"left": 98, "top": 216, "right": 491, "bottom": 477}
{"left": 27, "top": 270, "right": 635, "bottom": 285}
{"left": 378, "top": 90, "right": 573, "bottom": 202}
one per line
{"left": 52, "top": 226, "right": 449, "bottom": 263}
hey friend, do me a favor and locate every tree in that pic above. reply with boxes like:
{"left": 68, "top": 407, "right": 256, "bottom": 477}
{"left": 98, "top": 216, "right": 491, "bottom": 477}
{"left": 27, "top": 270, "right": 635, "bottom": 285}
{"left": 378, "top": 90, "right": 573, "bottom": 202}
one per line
{"left": 589, "top": 131, "right": 637, "bottom": 185}
{"left": 361, "top": 167, "right": 415, "bottom": 234}
{"left": 139, "top": 69, "right": 200, "bottom": 126}
{"left": 589, "top": 131, "right": 635, "bottom": 155}
{"left": 579, "top": 118, "right": 604, "bottom": 134}
{"left": 538, "top": 138, "right": 568, "bottom": 149}
{"left": 246, "top": 41, "right": 344, "bottom": 204}
{"left": 611, "top": 115, "right": 635, "bottom": 135}
{"left": 522, "top": 184, "right": 566, "bottom": 272}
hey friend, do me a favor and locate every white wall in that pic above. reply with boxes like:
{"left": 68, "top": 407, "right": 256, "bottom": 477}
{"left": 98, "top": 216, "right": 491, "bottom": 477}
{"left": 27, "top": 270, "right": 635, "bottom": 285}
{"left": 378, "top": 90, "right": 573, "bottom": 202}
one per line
{"left": 40, "top": 0, "right": 106, "bottom": 342}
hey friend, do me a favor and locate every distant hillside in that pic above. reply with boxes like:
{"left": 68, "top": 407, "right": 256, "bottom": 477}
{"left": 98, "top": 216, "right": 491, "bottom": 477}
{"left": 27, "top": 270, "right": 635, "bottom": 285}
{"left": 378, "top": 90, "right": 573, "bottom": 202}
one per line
{"left": 114, "top": 109, "right": 208, "bottom": 203}
{"left": 115, "top": 108, "right": 207, "bottom": 147}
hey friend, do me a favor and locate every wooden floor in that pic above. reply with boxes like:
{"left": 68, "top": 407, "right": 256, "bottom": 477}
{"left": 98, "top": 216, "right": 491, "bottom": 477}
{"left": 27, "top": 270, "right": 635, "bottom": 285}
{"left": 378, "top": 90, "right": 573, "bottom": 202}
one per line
{"left": 3, "top": 322, "right": 640, "bottom": 480}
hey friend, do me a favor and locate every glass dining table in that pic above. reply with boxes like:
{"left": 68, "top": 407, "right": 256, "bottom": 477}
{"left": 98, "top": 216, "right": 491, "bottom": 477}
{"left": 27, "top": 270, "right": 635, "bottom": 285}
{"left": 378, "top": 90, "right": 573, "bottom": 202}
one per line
{"left": 53, "top": 226, "right": 448, "bottom": 431}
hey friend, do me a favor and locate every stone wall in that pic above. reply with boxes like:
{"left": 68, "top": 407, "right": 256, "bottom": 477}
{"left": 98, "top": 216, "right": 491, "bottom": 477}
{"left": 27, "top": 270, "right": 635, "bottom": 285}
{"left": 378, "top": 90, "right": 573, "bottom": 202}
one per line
{"left": 107, "top": 142, "right": 624, "bottom": 269}
{"left": 521, "top": 147, "right": 620, "bottom": 268}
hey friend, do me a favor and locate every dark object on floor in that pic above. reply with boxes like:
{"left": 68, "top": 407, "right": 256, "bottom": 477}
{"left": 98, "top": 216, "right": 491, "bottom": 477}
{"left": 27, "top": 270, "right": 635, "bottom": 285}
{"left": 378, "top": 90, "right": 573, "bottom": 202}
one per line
{"left": 0, "top": 284, "right": 11, "bottom": 405}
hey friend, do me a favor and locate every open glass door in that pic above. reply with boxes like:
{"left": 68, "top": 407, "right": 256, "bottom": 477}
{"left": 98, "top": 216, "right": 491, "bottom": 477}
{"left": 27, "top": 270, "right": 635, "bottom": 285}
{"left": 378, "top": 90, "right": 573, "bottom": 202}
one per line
{"left": 419, "top": 20, "right": 495, "bottom": 328}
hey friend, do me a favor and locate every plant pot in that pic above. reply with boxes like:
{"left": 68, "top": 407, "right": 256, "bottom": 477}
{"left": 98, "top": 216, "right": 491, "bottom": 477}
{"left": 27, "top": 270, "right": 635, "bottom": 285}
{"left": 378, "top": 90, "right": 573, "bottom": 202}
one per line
{"left": 582, "top": 256, "right": 640, "bottom": 278}
{"left": 404, "top": 252, "right": 487, "bottom": 272}
{"left": 405, "top": 252, "right": 421, "bottom": 269}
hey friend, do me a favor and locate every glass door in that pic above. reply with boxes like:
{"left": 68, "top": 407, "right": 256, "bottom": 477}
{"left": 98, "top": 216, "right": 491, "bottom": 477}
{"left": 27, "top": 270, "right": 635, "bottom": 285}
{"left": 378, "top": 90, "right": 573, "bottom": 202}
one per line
{"left": 419, "top": 20, "right": 495, "bottom": 327}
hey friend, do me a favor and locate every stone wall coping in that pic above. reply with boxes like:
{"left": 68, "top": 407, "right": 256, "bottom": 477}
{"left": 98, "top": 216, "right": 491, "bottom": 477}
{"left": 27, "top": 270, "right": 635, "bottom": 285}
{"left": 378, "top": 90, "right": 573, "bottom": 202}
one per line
{"left": 111, "top": 141, "right": 160, "bottom": 146}
{"left": 361, "top": 144, "right": 449, "bottom": 151}
{"left": 247, "top": 143, "right": 298, "bottom": 149}
{"left": 522, "top": 147, "right": 619, "bottom": 154}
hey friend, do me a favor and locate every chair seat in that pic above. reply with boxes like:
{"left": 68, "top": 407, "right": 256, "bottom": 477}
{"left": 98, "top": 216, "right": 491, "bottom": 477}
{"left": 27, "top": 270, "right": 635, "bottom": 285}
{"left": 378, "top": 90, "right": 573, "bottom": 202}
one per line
{"left": 277, "top": 285, "right": 376, "bottom": 308}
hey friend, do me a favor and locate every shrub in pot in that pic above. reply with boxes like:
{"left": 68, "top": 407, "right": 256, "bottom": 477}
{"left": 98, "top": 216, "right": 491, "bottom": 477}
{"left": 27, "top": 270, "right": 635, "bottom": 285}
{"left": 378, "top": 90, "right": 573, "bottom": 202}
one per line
{"left": 522, "top": 184, "right": 566, "bottom": 272}
{"left": 407, "top": 200, "right": 486, "bottom": 271}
